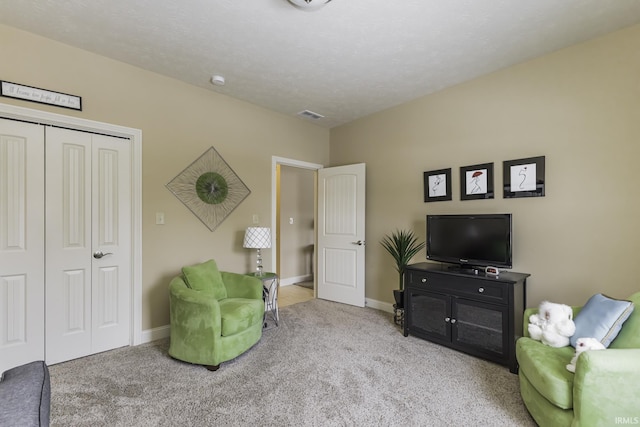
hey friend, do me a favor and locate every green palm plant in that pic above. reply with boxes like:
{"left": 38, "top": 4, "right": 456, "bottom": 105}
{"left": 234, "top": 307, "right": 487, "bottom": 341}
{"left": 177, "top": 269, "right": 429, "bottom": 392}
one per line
{"left": 380, "top": 229, "right": 425, "bottom": 291}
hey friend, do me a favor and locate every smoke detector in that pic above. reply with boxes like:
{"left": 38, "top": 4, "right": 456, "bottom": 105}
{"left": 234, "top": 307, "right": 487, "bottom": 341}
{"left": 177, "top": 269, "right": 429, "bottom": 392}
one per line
{"left": 211, "top": 75, "right": 225, "bottom": 86}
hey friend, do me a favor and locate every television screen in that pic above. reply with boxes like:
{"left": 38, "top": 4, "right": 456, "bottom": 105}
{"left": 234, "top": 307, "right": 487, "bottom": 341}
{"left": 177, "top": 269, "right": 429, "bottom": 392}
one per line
{"left": 426, "top": 214, "right": 512, "bottom": 269}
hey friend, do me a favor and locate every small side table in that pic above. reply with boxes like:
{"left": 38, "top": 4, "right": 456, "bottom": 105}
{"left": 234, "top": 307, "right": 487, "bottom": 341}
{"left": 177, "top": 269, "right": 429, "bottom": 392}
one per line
{"left": 247, "top": 272, "right": 279, "bottom": 327}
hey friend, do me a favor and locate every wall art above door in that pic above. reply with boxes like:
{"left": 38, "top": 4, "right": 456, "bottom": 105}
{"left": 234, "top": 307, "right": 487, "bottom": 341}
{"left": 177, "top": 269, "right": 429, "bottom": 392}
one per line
{"left": 1, "top": 80, "right": 82, "bottom": 110}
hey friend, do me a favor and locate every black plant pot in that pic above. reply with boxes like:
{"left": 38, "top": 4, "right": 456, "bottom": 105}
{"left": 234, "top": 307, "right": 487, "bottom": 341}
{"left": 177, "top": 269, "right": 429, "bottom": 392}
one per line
{"left": 393, "top": 289, "right": 404, "bottom": 309}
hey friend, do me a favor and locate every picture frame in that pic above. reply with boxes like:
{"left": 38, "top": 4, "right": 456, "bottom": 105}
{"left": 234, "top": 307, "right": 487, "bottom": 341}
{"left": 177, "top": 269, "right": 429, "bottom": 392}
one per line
{"left": 424, "top": 168, "right": 452, "bottom": 202}
{"left": 503, "top": 156, "right": 545, "bottom": 198}
{"left": 460, "top": 162, "right": 494, "bottom": 200}
{"left": 0, "top": 80, "right": 82, "bottom": 111}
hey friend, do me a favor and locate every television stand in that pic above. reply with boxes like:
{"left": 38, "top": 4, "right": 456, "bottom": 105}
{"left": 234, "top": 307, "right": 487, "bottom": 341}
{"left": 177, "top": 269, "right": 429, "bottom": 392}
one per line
{"left": 403, "top": 262, "right": 530, "bottom": 373}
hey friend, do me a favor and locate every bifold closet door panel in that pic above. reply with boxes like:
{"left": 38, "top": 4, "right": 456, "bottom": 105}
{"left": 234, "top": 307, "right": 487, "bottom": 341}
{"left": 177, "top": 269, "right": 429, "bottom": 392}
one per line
{"left": 45, "top": 127, "right": 132, "bottom": 364}
{"left": 90, "top": 133, "right": 131, "bottom": 355}
{"left": 45, "top": 127, "right": 93, "bottom": 364}
{"left": 0, "top": 118, "right": 46, "bottom": 373}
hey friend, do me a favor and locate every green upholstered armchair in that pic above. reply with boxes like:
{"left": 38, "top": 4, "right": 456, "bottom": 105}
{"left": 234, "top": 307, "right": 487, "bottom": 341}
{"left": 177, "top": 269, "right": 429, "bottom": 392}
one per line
{"left": 169, "top": 260, "right": 264, "bottom": 371}
{"left": 516, "top": 292, "right": 640, "bottom": 427}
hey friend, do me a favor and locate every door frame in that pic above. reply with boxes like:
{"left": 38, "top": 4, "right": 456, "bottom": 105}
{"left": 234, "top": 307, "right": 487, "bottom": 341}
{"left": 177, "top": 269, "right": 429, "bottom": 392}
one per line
{"left": 271, "top": 157, "right": 323, "bottom": 287}
{"left": 0, "top": 102, "right": 143, "bottom": 346}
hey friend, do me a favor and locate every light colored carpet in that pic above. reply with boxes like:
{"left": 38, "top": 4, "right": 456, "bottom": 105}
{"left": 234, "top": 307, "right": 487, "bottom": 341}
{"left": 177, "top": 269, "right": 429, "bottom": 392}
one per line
{"left": 49, "top": 299, "right": 535, "bottom": 426}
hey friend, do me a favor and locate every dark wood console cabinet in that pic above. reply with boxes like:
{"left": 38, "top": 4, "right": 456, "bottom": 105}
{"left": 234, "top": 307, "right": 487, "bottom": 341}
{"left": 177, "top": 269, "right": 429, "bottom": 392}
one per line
{"left": 403, "top": 262, "right": 530, "bottom": 373}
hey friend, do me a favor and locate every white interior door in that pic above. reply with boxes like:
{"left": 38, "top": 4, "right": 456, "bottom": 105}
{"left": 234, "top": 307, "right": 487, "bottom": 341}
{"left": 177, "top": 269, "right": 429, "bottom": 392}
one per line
{"left": 45, "top": 127, "right": 131, "bottom": 364}
{"left": 0, "top": 119, "right": 45, "bottom": 373}
{"left": 317, "top": 163, "right": 366, "bottom": 307}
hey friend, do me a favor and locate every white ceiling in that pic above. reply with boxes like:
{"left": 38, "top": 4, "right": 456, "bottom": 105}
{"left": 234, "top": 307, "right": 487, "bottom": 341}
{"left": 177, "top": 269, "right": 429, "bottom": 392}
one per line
{"left": 2, "top": 0, "right": 640, "bottom": 128}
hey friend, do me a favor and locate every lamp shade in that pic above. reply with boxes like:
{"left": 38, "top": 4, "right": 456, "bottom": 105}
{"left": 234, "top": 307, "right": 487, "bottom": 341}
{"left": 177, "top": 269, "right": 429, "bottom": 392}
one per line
{"left": 243, "top": 227, "right": 272, "bottom": 249}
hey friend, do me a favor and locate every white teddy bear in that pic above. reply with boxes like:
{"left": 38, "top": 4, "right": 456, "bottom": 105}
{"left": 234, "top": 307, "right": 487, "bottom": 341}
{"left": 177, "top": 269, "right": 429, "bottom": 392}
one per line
{"left": 566, "top": 337, "right": 606, "bottom": 372}
{"left": 528, "top": 301, "right": 576, "bottom": 348}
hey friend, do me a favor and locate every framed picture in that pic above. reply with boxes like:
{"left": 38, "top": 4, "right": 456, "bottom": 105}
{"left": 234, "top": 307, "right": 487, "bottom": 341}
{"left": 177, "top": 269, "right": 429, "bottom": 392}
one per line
{"left": 503, "top": 156, "right": 545, "bottom": 198}
{"left": 460, "top": 162, "right": 494, "bottom": 200}
{"left": 424, "top": 168, "right": 452, "bottom": 202}
{"left": 0, "top": 80, "right": 82, "bottom": 111}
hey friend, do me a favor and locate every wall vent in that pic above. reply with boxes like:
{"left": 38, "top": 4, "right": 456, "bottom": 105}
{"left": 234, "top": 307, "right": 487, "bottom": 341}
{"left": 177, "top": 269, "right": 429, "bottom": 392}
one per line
{"left": 297, "top": 109, "right": 325, "bottom": 120}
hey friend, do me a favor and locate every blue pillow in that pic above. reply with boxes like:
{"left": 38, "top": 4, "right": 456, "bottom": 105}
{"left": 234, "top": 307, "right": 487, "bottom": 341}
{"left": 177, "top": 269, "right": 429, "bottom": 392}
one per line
{"left": 570, "top": 293, "right": 634, "bottom": 348}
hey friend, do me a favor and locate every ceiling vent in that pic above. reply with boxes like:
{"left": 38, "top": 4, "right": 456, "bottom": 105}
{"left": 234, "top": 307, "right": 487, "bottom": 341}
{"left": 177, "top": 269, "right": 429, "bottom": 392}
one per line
{"left": 297, "top": 109, "right": 325, "bottom": 120}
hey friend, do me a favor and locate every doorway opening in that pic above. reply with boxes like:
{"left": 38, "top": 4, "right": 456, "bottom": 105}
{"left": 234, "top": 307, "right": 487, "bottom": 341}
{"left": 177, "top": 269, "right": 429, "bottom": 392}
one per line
{"left": 271, "top": 157, "right": 322, "bottom": 306}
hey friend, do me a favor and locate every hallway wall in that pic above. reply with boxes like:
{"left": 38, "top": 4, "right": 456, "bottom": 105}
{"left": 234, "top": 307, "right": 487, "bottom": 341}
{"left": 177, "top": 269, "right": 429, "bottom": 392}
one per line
{"left": 279, "top": 165, "right": 315, "bottom": 284}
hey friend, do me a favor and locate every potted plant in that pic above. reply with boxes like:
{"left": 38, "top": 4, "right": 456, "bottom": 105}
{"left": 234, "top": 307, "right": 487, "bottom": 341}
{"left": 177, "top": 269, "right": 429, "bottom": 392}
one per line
{"left": 380, "top": 229, "right": 425, "bottom": 308}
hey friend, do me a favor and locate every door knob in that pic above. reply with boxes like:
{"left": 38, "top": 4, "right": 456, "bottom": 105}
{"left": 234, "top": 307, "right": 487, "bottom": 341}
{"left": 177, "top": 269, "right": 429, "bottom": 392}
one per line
{"left": 93, "top": 251, "right": 113, "bottom": 259}
{"left": 351, "top": 240, "right": 365, "bottom": 246}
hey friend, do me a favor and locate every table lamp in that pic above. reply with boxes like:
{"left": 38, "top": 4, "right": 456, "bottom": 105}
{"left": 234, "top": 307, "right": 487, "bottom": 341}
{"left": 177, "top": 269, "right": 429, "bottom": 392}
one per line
{"left": 243, "top": 227, "right": 271, "bottom": 276}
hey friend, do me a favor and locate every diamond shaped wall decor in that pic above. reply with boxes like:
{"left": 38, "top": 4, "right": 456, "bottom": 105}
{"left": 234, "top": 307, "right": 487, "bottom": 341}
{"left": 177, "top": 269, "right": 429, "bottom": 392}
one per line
{"left": 166, "top": 146, "right": 251, "bottom": 231}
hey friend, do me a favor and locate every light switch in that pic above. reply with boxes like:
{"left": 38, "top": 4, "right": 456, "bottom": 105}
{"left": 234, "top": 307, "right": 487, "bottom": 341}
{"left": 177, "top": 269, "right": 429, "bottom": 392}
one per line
{"left": 156, "top": 212, "right": 165, "bottom": 225}
{"left": 289, "top": 217, "right": 294, "bottom": 225}
{"left": 252, "top": 214, "right": 259, "bottom": 224}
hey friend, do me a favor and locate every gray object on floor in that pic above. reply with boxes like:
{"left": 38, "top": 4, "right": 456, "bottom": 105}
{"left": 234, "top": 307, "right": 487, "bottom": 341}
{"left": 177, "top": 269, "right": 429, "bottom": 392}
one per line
{"left": 0, "top": 360, "right": 51, "bottom": 427}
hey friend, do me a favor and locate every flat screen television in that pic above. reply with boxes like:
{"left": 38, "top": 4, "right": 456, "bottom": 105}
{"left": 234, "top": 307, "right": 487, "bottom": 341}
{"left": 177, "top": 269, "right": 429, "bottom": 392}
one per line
{"left": 426, "top": 214, "right": 512, "bottom": 269}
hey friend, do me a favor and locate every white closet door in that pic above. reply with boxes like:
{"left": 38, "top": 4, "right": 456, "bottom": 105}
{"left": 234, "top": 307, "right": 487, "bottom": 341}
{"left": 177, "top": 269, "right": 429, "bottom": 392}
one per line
{"left": 0, "top": 119, "right": 45, "bottom": 373}
{"left": 90, "top": 133, "right": 131, "bottom": 355}
{"left": 45, "top": 128, "right": 93, "bottom": 363}
{"left": 45, "top": 127, "right": 131, "bottom": 364}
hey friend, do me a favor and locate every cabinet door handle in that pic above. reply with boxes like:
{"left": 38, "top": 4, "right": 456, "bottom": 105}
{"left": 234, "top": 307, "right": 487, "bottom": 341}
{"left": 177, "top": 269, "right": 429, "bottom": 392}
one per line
{"left": 421, "top": 278, "right": 427, "bottom": 283}
{"left": 478, "top": 287, "right": 485, "bottom": 293}
{"left": 450, "top": 319, "right": 457, "bottom": 324}
{"left": 444, "top": 317, "right": 451, "bottom": 322}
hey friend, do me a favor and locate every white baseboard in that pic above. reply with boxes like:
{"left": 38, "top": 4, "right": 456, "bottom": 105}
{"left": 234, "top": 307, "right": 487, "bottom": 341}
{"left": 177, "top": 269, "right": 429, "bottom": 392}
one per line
{"left": 365, "top": 298, "right": 394, "bottom": 313}
{"left": 140, "top": 325, "right": 170, "bottom": 344}
{"left": 279, "top": 274, "right": 313, "bottom": 287}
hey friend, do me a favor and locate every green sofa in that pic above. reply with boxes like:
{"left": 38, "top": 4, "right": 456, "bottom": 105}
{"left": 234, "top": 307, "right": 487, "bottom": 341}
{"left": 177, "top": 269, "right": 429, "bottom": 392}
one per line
{"left": 169, "top": 260, "right": 265, "bottom": 371}
{"left": 516, "top": 292, "right": 640, "bottom": 426}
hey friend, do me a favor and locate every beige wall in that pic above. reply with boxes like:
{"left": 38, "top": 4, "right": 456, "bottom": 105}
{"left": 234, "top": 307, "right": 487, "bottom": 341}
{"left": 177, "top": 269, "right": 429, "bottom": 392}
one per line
{"left": 279, "top": 166, "right": 315, "bottom": 282}
{"left": 0, "top": 24, "right": 330, "bottom": 330}
{"left": 3, "top": 21, "right": 639, "bottom": 330}
{"left": 330, "top": 24, "right": 640, "bottom": 307}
